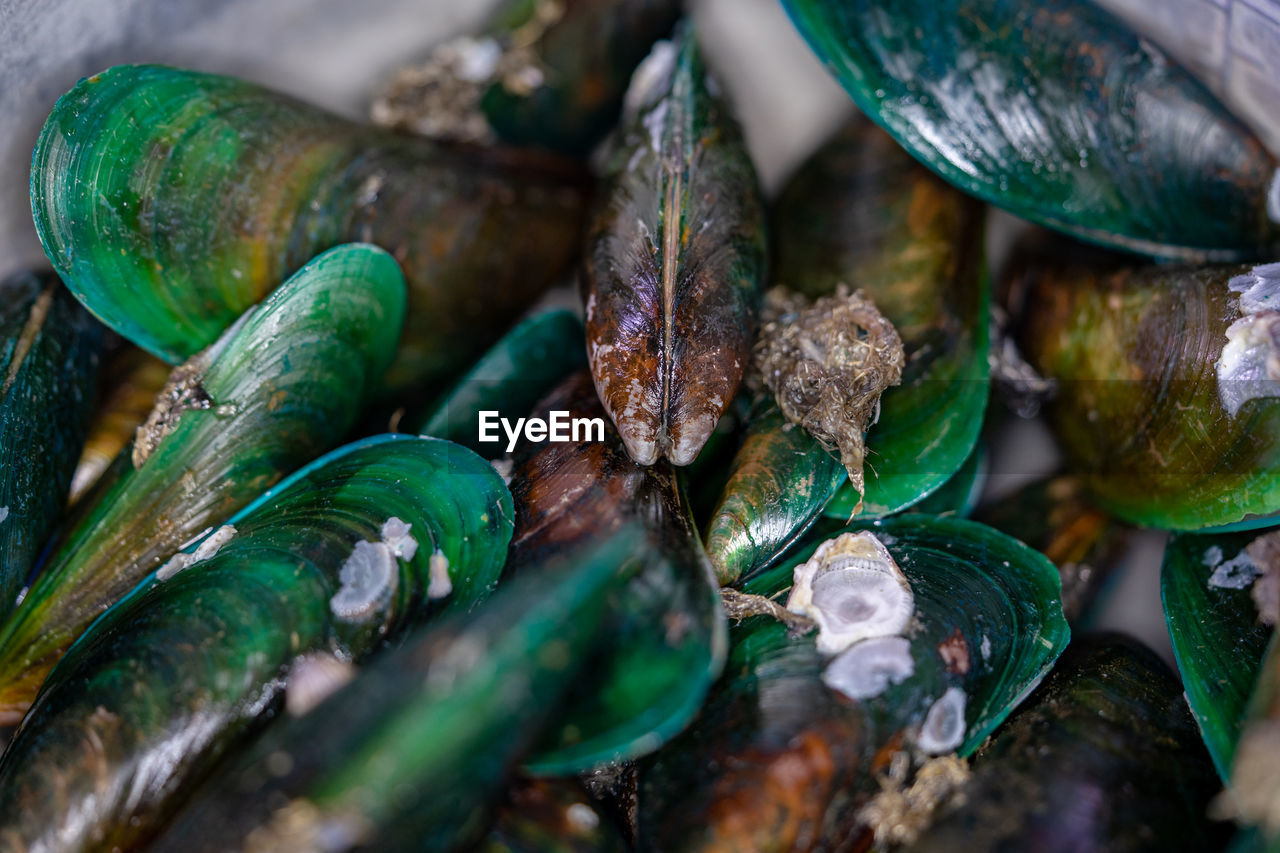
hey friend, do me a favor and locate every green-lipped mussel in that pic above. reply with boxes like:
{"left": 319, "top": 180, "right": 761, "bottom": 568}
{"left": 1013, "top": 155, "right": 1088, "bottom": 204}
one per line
{"left": 0, "top": 272, "right": 101, "bottom": 619}
{"left": 0, "top": 243, "right": 404, "bottom": 720}
{"left": 148, "top": 526, "right": 648, "bottom": 853}
{"left": 31, "top": 64, "right": 587, "bottom": 392}
{"left": 639, "top": 514, "right": 1069, "bottom": 851}
{"left": 583, "top": 26, "right": 767, "bottom": 466}
{"left": 373, "top": 0, "right": 681, "bottom": 157}
{"left": 1163, "top": 525, "right": 1277, "bottom": 780}
{"left": 505, "top": 370, "right": 726, "bottom": 772}
{"left": 782, "top": 0, "right": 1280, "bottom": 260}
{"left": 702, "top": 115, "right": 988, "bottom": 585}
{"left": 1011, "top": 241, "right": 1280, "bottom": 529}
{"left": 903, "top": 634, "right": 1227, "bottom": 852}
{"left": 0, "top": 434, "right": 512, "bottom": 851}
{"left": 774, "top": 115, "right": 989, "bottom": 521}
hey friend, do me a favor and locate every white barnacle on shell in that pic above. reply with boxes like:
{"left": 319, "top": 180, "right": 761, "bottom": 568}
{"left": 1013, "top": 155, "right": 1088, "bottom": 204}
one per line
{"left": 329, "top": 540, "right": 398, "bottom": 622}
{"left": 380, "top": 517, "right": 418, "bottom": 562}
{"left": 786, "top": 531, "right": 915, "bottom": 656}
{"left": 427, "top": 550, "right": 453, "bottom": 600}
{"left": 917, "top": 687, "right": 968, "bottom": 754}
{"left": 1217, "top": 310, "right": 1280, "bottom": 416}
{"left": 156, "top": 524, "right": 236, "bottom": 581}
{"left": 822, "top": 635, "right": 915, "bottom": 700}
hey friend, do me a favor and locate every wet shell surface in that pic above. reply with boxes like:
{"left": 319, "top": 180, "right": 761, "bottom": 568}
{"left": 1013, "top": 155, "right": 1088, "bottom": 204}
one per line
{"left": 638, "top": 514, "right": 1068, "bottom": 851}
{"left": 582, "top": 28, "right": 767, "bottom": 466}
{"left": 0, "top": 434, "right": 513, "bottom": 852}
{"left": 0, "top": 244, "right": 405, "bottom": 720}
{"left": 147, "top": 527, "right": 647, "bottom": 853}
{"left": 783, "top": 0, "right": 1280, "bottom": 260}
{"left": 31, "top": 64, "right": 587, "bottom": 392}
{"left": 1013, "top": 244, "right": 1280, "bottom": 530}
{"left": 0, "top": 272, "right": 101, "bottom": 620}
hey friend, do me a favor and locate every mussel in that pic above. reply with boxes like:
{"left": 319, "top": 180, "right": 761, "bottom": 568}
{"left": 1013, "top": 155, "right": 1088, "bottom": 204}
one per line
{"left": 0, "top": 243, "right": 404, "bottom": 719}
{"left": 639, "top": 515, "right": 1069, "bottom": 851}
{"left": 147, "top": 526, "right": 648, "bottom": 853}
{"left": 0, "top": 272, "right": 101, "bottom": 619}
{"left": 904, "top": 634, "right": 1227, "bottom": 852}
{"left": 1010, "top": 240, "right": 1280, "bottom": 529}
{"left": 373, "top": 0, "right": 681, "bottom": 156}
{"left": 31, "top": 64, "right": 587, "bottom": 392}
{"left": 505, "top": 370, "right": 726, "bottom": 772}
{"left": 583, "top": 26, "right": 767, "bottom": 466}
{"left": 704, "top": 403, "right": 847, "bottom": 585}
{"left": 773, "top": 115, "right": 989, "bottom": 520}
{"left": 782, "top": 0, "right": 1280, "bottom": 260}
{"left": 0, "top": 434, "right": 513, "bottom": 851}
{"left": 1163, "top": 526, "right": 1274, "bottom": 779}
{"left": 703, "top": 114, "right": 988, "bottom": 583}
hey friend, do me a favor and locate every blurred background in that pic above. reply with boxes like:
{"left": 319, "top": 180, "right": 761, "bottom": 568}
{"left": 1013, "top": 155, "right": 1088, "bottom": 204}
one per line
{"left": 2, "top": 0, "right": 1214, "bottom": 660}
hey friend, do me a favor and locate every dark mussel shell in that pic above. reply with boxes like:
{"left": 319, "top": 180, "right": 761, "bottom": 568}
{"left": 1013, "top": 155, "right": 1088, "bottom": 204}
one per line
{"left": 639, "top": 515, "right": 1068, "bottom": 851}
{"left": 906, "top": 634, "right": 1228, "bottom": 853}
{"left": 0, "top": 272, "right": 101, "bottom": 618}
{"left": 374, "top": 0, "right": 681, "bottom": 157}
{"left": 506, "top": 370, "right": 726, "bottom": 773}
{"left": 583, "top": 26, "right": 767, "bottom": 466}
{"left": 478, "top": 777, "right": 629, "bottom": 853}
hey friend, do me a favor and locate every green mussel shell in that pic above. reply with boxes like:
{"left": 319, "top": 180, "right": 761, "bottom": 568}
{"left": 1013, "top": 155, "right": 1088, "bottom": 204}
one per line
{"left": 911, "top": 441, "right": 986, "bottom": 518}
{"left": 583, "top": 26, "right": 767, "bottom": 466}
{"left": 704, "top": 404, "right": 846, "bottom": 586}
{"left": 906, "top": 634, "right": 1228, "bottom": 853}
{"left": 977, "top": 474, "right": 1130, "bottom": 625}
{"left": 148, "top": 526, "right": 648, "bottom": 853}
{"left": 31, "top": 64, "right": 586, "bottom": 391}
{"left": 0, "top": 243, "right": 405, "bottom": 720}
{"left": 0, "top": 433, "right": 512, "bottom": 851}
{"left": 1231, "top": 628, "right": 1280, "bottom": 847}
{"left": 782, "top": 0, "right": 1280, "bottom": 260}
{"left": 1163, "top": 527, "right": 1274, "bottom": 779}
{"left": 0, "top": 272, "right": 101, "bottom": 618}
{"left": 413, "top": 309, "right": 586, "bottom": 454}
{"left": 769, "top": 117, "right": 989, "bottom": 521}
{"left": 506, "top": 371, "right": 727, "bottom": 773}
{"left": 1013, "top": 246, "right": 1280, "bottom": 529}
{"left": 639, "top": 514, "right": 1069, "bottom": 851}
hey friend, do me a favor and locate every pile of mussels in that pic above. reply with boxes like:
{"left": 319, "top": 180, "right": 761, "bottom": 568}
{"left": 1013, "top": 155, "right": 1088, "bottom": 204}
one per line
{"left": 4, "top": 0, "right": 1280, "bottom": 850}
